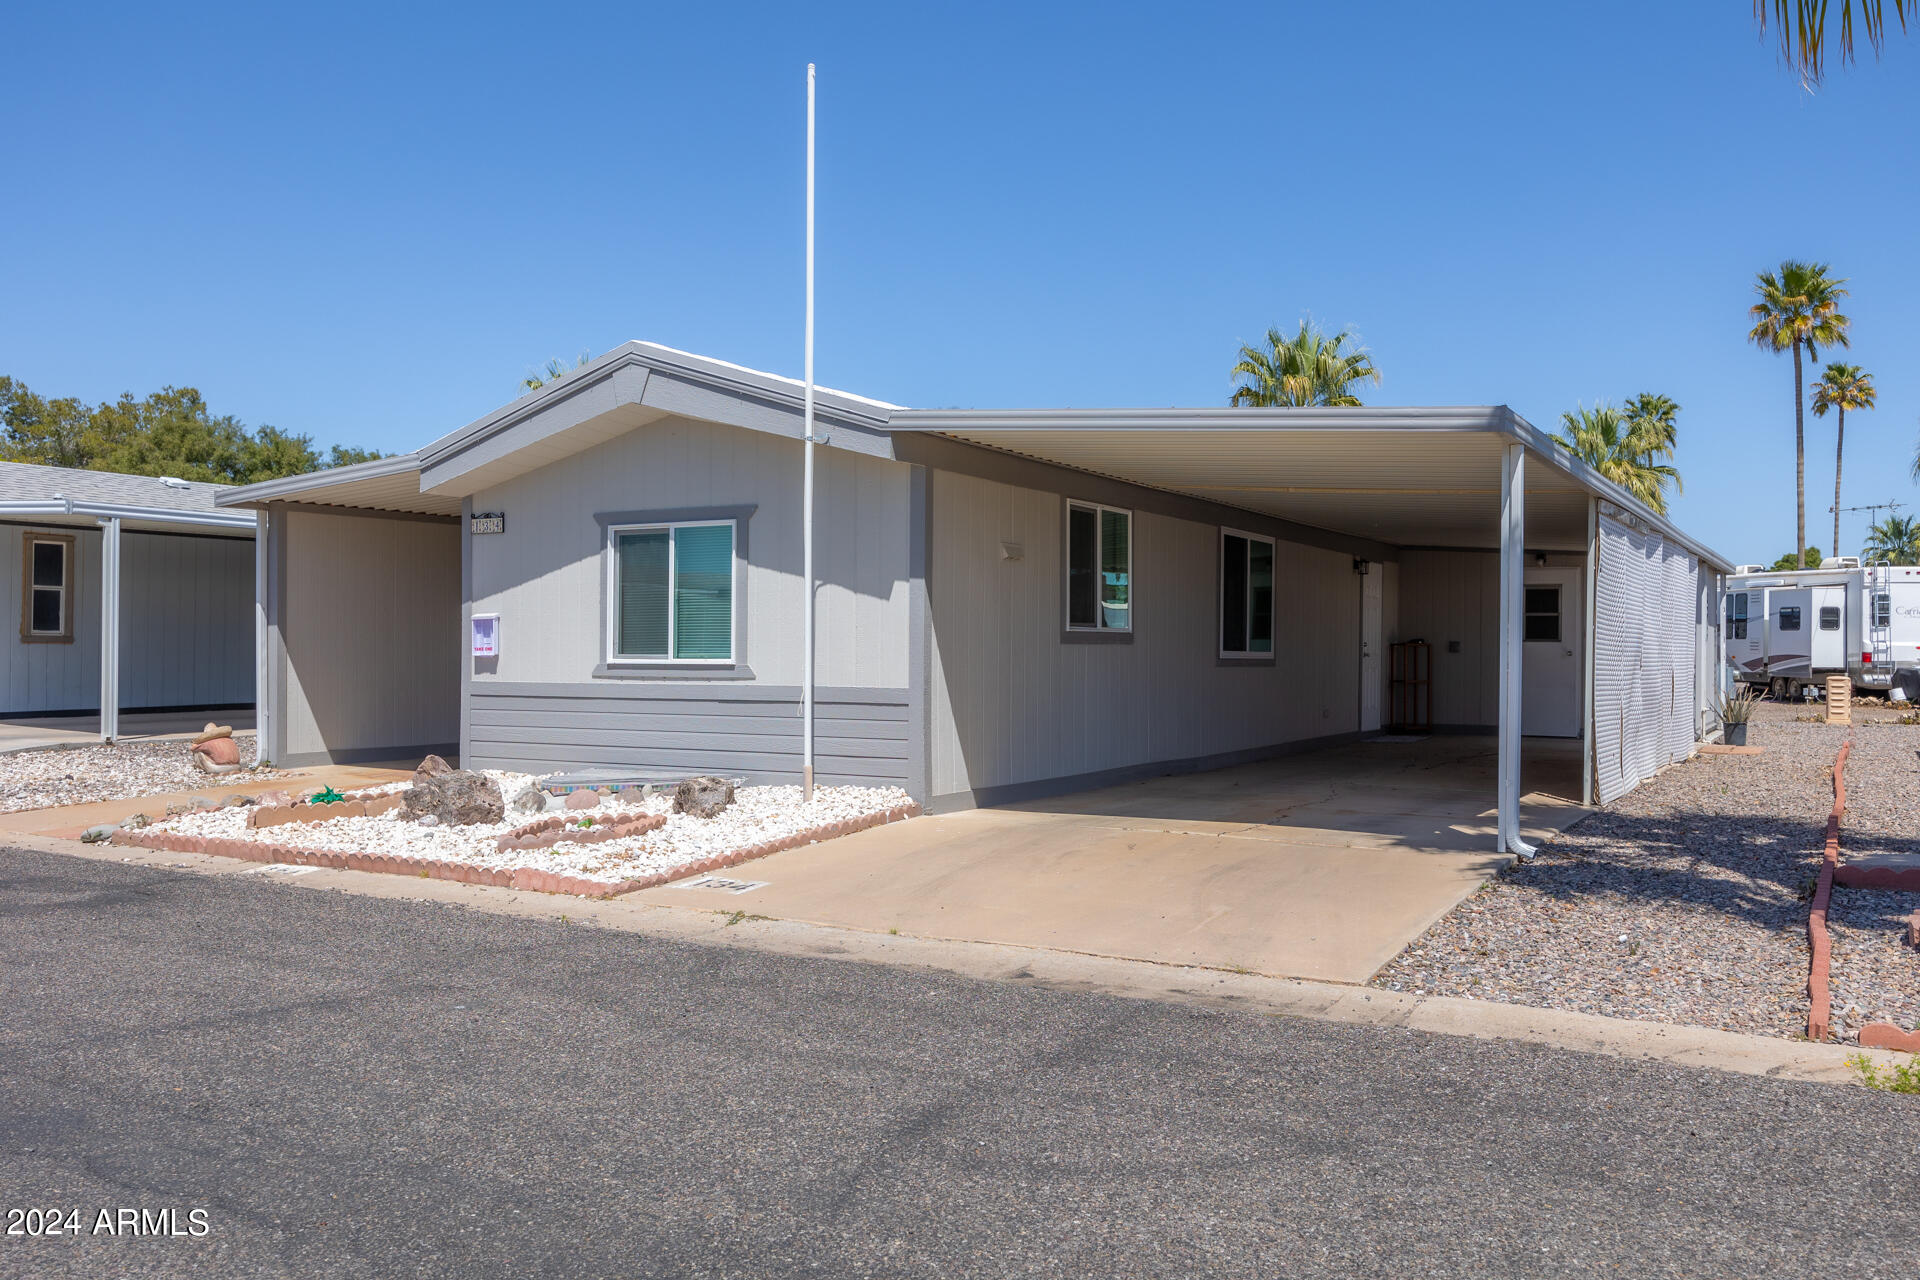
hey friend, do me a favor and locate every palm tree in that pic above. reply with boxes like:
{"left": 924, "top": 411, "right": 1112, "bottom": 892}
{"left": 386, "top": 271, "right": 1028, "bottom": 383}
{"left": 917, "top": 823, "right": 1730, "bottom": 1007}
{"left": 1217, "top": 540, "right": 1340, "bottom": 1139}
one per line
{"left": 1229, "top": 322, "right": 1380, "bottom": 407}
{"left": 1749, "top": 261, "right": 1850, "bottom": 568}
{"left": 522, "top": 351, "right": 592, "bottom": 392}
{"left": 1862, "top": 514, "right": 1920, "bottom": 566}
{"left": 1810, "top": 363, "right": 1876, "bottom": 556}
{"left": 1622, "top": 392, "right": 1680, "bottom": 461}
{"left": 1757, "top": 1, "right": 1915, "bottom": 83}
{"left": 1552, "top": 403, "right": 1682, "bottom": 515}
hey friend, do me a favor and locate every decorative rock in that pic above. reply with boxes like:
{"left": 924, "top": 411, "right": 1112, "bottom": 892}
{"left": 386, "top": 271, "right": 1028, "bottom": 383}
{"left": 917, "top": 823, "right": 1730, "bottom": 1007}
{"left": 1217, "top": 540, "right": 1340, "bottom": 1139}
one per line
{"left": 189, "top": 722, "right": 233, "bottom": 746}
{"left": 192, "top": 735, "right": 242, "bottom": 768}
{"left": 401, "top": 755, "right": 504, "bottom": 826}
{"left": 673, "top": 775, "right": 736, "bottom": 819}
{"left": 417, "top": 813, "right": 441, "bottom": 827}
{"left": 191, "top": 796, "right": 221, "bottom": 810}
{"left": 122, "top": 812, "right": 151, "bottom": 828}
{"left": 564, "top": 790, "right": 601, "bottom": 812}
{"left": 223, "top": 793, "right": 254, "bottom": 807}
{"left": 80, "top": 824, "right": 119, "bottom": 844}
{"left": 507, "top": 783, "right": 546, "bottom": 817}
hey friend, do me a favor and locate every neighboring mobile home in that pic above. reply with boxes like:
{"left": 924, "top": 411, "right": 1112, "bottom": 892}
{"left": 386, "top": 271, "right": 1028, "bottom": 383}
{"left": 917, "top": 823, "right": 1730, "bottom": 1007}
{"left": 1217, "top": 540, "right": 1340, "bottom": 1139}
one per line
{"left": 219, "top": 342, "right": 1731, "bottom": 850}
{"left": 0, "top": 461, "right": 256, "bottom": 736}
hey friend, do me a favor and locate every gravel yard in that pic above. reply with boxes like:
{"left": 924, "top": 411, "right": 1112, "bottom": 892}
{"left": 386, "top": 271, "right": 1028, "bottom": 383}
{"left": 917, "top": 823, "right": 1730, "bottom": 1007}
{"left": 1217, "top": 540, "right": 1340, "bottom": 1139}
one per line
{"left": 1828, "top": 711, "right": 1920, "bottom": 1037}
{"left": 151, "top": 773, "right": 915, "bottom": 887}
{"left": 0, "top": 737, "right": 290, "bottom": 814}
{"left": 1371, "top": 702, "right": 1907, "bottom": 1042}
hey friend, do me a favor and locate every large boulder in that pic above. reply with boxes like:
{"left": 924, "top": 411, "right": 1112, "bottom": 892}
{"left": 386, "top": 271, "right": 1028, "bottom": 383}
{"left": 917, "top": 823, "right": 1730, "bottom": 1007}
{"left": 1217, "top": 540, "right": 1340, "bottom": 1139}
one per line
{"left": 402, "top": 755, "right": 505, "bottom": 826}
{"left": 672, "top": 775, "right": 735, "bottom": 820}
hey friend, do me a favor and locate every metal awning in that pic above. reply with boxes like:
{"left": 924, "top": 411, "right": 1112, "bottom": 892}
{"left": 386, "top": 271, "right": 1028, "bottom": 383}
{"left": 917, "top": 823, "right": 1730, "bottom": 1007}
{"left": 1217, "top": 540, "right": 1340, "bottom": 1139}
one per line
{"left": 213, "top": 453, "right": 460, "bottom": 518}
{"left": 887, "top": 406, "right": 1731, "bottom": 569}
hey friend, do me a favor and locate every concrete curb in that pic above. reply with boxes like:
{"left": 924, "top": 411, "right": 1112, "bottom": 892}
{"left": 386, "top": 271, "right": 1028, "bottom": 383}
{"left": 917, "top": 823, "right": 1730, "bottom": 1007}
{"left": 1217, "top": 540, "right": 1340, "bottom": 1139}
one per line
{"left": 21, "top": 830, "right": 1913, "bottom": 1090}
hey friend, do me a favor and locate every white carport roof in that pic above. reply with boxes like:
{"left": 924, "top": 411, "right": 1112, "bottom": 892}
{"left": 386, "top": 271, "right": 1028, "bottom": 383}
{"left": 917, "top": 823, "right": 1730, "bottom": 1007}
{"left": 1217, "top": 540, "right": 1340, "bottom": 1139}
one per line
{"left": 889, "top": 405, "right": 1732, "bottom": 569}
{"left": 211, "top": 342, "right": 1729, "bottom": 571}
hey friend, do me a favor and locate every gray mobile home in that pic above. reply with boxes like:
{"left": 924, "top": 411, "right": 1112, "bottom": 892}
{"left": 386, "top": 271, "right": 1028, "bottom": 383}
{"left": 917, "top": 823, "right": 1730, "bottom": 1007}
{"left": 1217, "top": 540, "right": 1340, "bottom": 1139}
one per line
{"left": 0, "top": 461, "right": 257, "bottom": 736}
{"left": 222, "top": 342, "right": 1730, "bottom": 850}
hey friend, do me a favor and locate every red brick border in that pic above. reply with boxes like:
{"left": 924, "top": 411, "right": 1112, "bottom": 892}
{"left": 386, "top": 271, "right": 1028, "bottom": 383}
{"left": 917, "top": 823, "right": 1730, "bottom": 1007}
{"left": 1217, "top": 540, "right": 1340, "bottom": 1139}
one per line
{"left": 110, "top": 801, "right": 923, "bottom": 899}
{"left": 1806, "top": 738, "right": 1851, "bottom": 1042}
{"left": 494, "top": 811, "right": 667, "bottom": 852}
{"left": 248, "top": 790, "right": 405, "bottom": 829}
{"left": 1833, "top": 863, "right": 1920, "bottom": 891}
{"left": 1859, "top": 1023, "right": 1920, "bottom": 1053}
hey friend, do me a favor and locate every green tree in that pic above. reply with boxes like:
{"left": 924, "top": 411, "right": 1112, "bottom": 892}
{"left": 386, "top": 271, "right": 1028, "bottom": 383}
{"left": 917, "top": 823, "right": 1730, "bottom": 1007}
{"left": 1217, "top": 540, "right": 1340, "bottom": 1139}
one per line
{"left": 1757, "top": 1, "right": 1914, "bottom": 83}
{"left": 1863, "top": 514, "right": 1920, "bottom": 565}
{"left": 0, "top": 376, "right": 382, "bottom": 484}
{"left": 1810, "top": 363, "right": 1876, "bottom": 557}
{"left": 1749, "top": 261, "right": 1850, "bottom": 569}
{"left": 1552, "top": 402, "right": 1682, "bottom": 514}
{"left": 1229, "top": 322, "right": 1379, "bottom": 407}
{"left": 1769, "top": 546, "right": 1824, "bottom": 572}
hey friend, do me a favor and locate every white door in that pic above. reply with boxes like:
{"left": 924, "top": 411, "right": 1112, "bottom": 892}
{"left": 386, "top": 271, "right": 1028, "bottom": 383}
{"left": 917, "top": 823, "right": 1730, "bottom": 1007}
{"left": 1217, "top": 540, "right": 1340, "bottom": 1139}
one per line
{"left": 1359, "top": 569, "right": 1382, "bottom": 731}
{"left": 1810, "top": 584, "right": 1846, "bottom": 672}
{"left": 1523, "top": 568, "right": 1582, "bottom": 737}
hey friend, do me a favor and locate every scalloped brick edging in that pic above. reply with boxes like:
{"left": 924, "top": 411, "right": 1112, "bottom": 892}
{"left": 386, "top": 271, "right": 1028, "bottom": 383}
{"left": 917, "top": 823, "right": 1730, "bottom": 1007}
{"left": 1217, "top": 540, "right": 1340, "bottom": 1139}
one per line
{"left": 107, "top": 801, "right": 923, "bottom": 899}
{"left": 494, "top": 812, "right": 668, "bottom": 853}
{"left": 1833, "top": 863, "right": 1920, "bottom": 892}
{"left": 1859, "top": 1023, "right": 1920, "bottom": 1053}
{"left": 1807, "top": 738, "right": 1851, "bottom": 1043}
{"left": 248, "top": 791, "right": 405, "bottom": 829}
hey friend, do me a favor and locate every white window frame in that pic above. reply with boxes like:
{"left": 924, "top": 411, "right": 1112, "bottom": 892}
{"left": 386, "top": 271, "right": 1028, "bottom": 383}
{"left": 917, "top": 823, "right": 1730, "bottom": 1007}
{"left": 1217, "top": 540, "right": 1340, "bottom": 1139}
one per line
{"left": 1218, "top": 527, "right": 1276, "bottom": 658}
{"left": 1064, "top": 500, "right": 1132, "bottom": 633}
{"left": 22, "top": 533, "right": 74, "bottom": 642}
{"left": 603, "top": 518, "right": 737, "bottom": 665}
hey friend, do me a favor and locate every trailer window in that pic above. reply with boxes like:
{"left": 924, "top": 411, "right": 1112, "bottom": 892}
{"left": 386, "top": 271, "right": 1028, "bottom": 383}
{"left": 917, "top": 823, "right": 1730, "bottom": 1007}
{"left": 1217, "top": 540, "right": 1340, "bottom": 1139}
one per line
{"left": 1819, "top": 606, "right": 1841, "bottom": 631}
{"left": 1874, "top": 592, "right": 1891, "bottom": 627}
{"left": 1727, "top": 592, "right": 1747, "bottom": 640}
{"left": 1779, "top": 606, "right": 1801, "bottom": 631}
{"left": 22, "top": 533, "right": 74, "bottom": 642}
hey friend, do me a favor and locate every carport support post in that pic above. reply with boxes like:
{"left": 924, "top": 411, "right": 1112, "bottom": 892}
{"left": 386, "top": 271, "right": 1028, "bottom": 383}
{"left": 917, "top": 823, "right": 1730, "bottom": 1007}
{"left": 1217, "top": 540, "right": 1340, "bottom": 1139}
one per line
{"left": 1497, "top": 444, "right": 1537, "bottom": 859}
{"left": 98, "top": 516, "right": 121, "bottom": 743}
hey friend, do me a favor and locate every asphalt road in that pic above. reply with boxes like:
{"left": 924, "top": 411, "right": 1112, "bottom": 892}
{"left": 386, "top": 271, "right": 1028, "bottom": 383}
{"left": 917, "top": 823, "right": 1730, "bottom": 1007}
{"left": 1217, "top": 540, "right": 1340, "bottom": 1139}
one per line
{"left": 3, "top": 845, "right": 1917, "bottom": 1279}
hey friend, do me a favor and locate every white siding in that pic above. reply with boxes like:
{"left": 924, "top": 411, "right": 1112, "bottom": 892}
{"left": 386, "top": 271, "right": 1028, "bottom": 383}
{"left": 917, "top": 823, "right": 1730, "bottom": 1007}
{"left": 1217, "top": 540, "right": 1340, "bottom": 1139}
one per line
{"left": 0, "top": 524, "right": 252, "bottom": 714}
{"left": 1595, "top": 515, "right": 1699, "bottom": 803}
{"left": 468, "top": 415, "right": 910, "bottom": 689}
{"left": 927, "top": 468, "right": 1361, "bottom": 802}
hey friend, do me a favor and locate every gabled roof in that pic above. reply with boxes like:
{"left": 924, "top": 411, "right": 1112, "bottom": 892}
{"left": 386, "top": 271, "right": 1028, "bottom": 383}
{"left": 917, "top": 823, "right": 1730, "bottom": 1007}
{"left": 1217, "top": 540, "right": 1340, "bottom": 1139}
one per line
{"left": 0, "top": 460, "right": 256, "bottom": 533}
{"left": 212, "top": 340, "right": 1728, "bottom": 568}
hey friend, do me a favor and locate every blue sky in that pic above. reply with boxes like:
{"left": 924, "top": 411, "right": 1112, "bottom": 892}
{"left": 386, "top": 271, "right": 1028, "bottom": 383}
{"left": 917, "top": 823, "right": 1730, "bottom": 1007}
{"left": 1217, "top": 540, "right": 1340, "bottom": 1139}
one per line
{"left": 4, "top": 2, "right": 1918, "bottom": 562}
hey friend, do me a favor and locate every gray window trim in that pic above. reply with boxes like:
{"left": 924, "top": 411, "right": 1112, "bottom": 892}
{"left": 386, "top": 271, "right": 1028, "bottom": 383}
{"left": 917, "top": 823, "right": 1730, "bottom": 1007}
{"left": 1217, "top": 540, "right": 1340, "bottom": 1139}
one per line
{"left": 1217, "top": 526, "right": 1277, "bottom": 664}
{"left": 1061, "top": 498, "right": 1134, "bottom": 643}
{"left": 594, "top": 504, "right": 755, "bottom": 675}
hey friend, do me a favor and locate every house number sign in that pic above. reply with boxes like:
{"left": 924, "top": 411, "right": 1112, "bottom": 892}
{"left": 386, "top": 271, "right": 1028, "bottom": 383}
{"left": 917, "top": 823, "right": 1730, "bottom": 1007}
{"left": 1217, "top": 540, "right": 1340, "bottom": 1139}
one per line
{"left": 471, "top": 512, "right": 505, "bottom": 534}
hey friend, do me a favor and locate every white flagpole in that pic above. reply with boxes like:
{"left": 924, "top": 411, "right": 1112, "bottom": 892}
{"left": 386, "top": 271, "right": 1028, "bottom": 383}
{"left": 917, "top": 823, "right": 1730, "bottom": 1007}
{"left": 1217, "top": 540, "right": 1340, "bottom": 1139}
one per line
{"left": 802, "top": 62, "right": 817, "bottom": 804}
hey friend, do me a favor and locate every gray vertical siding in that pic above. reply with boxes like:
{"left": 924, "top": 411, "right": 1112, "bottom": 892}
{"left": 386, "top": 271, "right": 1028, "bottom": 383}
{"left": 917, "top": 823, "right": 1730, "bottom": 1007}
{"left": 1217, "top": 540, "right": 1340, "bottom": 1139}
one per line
{"left": 459, "top": 414, "right": 914, "bottom": 789}
{"left": 0, "top": 523, "right": 253, "bottom": 715}
{"left": 926, "top": 468, "right": 1363, "bottom": 808}
{"left": 277, "top": 507, "right": 460, "bottom": 765}
{"left": 1393, "top": 550, "right": 1501, "bottom": 728}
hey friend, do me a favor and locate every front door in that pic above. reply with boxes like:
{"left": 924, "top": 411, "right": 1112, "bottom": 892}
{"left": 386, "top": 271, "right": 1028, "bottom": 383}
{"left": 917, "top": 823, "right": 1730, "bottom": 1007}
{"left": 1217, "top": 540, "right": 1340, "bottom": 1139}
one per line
{"left": 1522, "top": 568, "right": 1581, "bottom": 737}
{"left": 1359, "top": 569, "right": 1382, "bottom": 731}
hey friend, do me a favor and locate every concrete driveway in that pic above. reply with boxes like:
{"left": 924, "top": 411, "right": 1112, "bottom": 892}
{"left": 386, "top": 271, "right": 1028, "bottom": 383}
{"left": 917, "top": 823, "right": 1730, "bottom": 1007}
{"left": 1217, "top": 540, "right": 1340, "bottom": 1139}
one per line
{"left": 635, "top": 736, "right": 1587, "bottom": 983}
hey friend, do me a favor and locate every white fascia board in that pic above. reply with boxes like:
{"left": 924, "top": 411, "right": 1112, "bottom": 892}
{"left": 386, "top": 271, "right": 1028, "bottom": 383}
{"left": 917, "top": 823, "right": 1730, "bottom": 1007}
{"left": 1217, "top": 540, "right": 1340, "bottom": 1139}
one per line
{"left": 887, "top": 406, "right": 1510, "bottom": 433}
{"left": 213, "top": 453, "right": 426, "bottom": 508}
{"left": 0, "top": 497, "right": 254, "bottom": 532}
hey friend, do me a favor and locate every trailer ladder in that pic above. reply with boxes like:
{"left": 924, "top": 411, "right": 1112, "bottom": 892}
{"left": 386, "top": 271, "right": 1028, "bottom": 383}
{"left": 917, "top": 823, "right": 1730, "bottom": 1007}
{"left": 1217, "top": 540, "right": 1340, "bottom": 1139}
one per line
{"left": 1867, "top": 560, "right": 1894, "bottom": 668}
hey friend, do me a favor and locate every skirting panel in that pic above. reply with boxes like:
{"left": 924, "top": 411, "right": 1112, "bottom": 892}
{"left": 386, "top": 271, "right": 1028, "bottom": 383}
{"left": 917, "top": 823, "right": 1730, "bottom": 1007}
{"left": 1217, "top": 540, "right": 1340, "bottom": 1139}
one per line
{"left": 465, "top": 682, "right": 912, "bottom": 788}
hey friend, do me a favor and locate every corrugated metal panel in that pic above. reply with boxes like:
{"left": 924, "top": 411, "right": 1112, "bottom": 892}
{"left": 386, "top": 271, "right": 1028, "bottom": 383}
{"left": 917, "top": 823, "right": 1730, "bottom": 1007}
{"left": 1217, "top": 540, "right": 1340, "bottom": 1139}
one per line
{"left": 1666, "top": 547, "right": 1698, "bottom": 764}
{"left": 1596, "top": 516, "right": 1654, "bottom": 803}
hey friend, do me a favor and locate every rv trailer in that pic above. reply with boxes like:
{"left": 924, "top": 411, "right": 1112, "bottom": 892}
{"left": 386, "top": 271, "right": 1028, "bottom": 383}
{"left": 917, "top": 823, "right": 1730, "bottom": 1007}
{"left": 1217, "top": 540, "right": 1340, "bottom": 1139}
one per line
{"left": 1724, "top": 560, "right": 1920, "bottom": 699}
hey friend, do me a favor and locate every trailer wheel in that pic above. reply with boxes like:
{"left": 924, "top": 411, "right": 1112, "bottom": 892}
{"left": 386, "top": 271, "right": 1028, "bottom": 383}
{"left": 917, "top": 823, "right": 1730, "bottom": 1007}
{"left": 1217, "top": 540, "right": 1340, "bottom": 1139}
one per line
{"left": 1770, "top": 677, "right": 1792, "bottom": 701}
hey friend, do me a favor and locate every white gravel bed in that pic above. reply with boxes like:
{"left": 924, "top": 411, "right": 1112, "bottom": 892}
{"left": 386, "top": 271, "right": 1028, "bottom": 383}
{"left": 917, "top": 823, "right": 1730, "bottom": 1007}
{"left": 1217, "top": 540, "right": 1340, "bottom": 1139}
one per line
{"left": 1371, "top": 703, "right": 1844, "bottom": 1040}
{"left": 0, "top": 737, "right": 290, "bottom": 814}
{"left": 153, "top": 774, "right": 913, "bottom": 886}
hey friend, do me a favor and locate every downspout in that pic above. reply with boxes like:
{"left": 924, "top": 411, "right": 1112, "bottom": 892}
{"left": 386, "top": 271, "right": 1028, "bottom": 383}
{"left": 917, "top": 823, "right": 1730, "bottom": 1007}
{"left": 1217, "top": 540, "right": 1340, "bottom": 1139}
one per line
{"left": 1497, "top": 442, "right": 1537, "bottom": 859}
{"left": 1582, "top": 494, "right": 1597, "bottom": 807}
{"left": 98, "top": 516, "right": 121, "bottom": 743}
{"left": 254, "top": 508, "right": 272, "bottom": 764}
